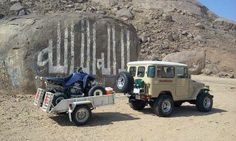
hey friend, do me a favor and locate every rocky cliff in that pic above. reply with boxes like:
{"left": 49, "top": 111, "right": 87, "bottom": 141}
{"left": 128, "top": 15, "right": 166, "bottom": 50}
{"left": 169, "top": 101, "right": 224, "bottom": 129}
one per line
{"left": 0, "top": 0, "right": 235, "bottom": 93}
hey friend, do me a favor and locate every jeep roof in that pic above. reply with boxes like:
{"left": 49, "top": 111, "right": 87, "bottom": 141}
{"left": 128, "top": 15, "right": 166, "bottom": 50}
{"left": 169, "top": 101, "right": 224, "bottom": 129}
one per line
{"left": 127, "top": 61, "right": 187, "bottom": 67}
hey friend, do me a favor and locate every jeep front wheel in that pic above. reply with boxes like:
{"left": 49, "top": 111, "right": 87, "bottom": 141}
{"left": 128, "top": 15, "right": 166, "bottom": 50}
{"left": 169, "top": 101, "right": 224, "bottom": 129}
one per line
{"left": 129, "top": 98, "right": 146, "bottom": 110}
{"left": 196, "top": 93, "right": 213, "bottom": 112}
{"left": 152, "top": 95, "right": 174, "bottom": 117}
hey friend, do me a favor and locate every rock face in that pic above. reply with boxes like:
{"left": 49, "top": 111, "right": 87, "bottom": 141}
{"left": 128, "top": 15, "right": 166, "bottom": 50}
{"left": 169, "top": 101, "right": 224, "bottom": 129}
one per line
{"left": 93, "top": 0, "right": 208, "bottom": 16}
{"left": 92, "top": 0, "right": 120, "bottom": 7}
{"left": 9, "top": 2, "right": 23, "bottom": 11}
{"left": 133, "top": 0, "right": 208, "bottom": 16}
{"left": 116, "top": 8, "right": 134, "bottom": 20}
{"left": 214, "top": 18, "right": 236, "bottom": 31}
{"left": 163, "top": 50, "right": 206, "bottom": 74}
{"left": 0, "top": 13, "right": 139, "bottom": 93}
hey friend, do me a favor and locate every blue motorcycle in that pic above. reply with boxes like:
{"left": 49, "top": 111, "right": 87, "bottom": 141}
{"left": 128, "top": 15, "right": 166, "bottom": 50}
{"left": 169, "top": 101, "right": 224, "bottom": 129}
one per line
{"left": 36, "top": 68, "right": 106, "bottom": 106}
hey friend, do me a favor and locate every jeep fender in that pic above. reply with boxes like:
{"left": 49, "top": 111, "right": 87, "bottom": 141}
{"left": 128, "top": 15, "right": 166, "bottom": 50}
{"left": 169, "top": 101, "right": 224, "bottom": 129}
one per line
{"left": 193, "top": 86, "right": 210, "bottom": 100}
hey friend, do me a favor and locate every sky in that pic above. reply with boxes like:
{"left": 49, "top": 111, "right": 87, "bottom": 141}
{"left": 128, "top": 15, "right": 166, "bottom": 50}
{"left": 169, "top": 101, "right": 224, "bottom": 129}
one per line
{"left": 199, "top": 0, "right": 236, "bottom": 22}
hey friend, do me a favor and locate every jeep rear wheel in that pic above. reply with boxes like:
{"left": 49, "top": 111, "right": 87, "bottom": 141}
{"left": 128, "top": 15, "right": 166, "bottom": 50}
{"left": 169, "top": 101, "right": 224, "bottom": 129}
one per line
{"left": 196, "top": 93, "right": 213, "bottom": 112}
{"left": 152, "top": 95, "right": 174, "bottom": 117}
{"left": 116, "top": 72, "right": 134, "bottom": 93}
{"left": 129, "top": 98, "right": 146, "bottom": 110}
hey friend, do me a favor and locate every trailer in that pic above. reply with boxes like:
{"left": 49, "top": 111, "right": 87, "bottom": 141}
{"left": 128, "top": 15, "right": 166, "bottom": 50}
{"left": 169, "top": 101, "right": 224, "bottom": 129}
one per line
{"left": 34, "top": 88, "right": 115, "bottom": 126}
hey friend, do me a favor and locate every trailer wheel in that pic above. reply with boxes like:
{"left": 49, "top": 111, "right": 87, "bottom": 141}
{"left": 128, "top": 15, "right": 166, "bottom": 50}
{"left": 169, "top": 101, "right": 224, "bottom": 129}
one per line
{"left": 88, "top": 85, "right": 106, "bottom": 96}
{"left": 72, "top": 105, "right": 91, "bottom": 126}
{"left": 52, "top": 92, "right": 67, "bottom": 106}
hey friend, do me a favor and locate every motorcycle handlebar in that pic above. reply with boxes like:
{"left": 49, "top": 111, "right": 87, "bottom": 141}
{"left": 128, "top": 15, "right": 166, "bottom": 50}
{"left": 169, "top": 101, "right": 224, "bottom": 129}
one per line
{"left": 75, "top": 67, "right": 83, "bottom": 72}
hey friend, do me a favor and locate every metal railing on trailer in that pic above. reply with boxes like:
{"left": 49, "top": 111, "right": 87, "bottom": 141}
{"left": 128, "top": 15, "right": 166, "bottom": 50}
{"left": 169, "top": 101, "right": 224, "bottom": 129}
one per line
{"left": 34, "top": 88, "right": 115, "bottom": 126}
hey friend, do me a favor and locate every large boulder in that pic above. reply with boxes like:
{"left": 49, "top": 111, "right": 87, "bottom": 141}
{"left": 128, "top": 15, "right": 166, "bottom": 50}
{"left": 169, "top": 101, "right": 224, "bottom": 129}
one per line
{"left": 163, "top": 50, "right": 206, "bottom": 74}
{"left": 116, "top": 8, "right": 134, "bottom": 20}
{"left": 0, "top": 13, "right": 139, "bottom": 93}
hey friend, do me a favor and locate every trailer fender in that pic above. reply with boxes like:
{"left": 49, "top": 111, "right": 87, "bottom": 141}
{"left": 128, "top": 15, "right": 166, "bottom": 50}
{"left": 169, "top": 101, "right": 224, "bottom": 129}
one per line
{"left": 68, "top": 101, "right": 94, "bottom": 122}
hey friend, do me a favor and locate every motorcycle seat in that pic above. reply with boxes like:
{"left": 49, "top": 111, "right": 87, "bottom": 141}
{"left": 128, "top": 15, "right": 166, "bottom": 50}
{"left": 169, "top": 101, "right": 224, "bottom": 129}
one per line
{"left": 46, "top": 74, "right": 73, "bottom": 86}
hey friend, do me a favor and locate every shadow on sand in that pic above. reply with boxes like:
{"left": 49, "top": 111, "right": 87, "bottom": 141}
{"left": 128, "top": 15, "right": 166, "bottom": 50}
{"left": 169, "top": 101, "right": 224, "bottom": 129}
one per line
{"left": 50, "top": 106, "right": 226, "bottom": 126}
{"left": 141, "top": 105, "right": 227, "bottom": 117}
{"left": 50, "top": 112, "right": 140, "bottom": 127}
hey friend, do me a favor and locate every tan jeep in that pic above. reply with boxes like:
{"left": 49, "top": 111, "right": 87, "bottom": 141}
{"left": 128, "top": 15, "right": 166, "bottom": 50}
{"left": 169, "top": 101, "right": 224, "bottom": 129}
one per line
{"left": 116, "top": 61, "right": 213, "bottom": 117}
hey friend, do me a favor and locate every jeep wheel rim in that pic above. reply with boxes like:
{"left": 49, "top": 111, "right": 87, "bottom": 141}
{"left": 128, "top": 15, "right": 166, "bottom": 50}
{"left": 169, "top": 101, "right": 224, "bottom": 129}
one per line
{"left": 203, "top": 97, "right": 211, "bottom": 108}
{"left": 75, "top": 108, "right": 89, "bottom": 123}
{"left": 117, "top": 76, "right": 125, "bottom": 89}
{"left": 162, "top": 100, "right": 171, "bottom": 113}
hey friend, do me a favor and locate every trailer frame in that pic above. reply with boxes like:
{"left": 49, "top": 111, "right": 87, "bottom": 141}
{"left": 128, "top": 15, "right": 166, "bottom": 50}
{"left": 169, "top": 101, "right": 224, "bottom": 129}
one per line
{"left": 34, "top": 88, "right": 115, "bottom": 125}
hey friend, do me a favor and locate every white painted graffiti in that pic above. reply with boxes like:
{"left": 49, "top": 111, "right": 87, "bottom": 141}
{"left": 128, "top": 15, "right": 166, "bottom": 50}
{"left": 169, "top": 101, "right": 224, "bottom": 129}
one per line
{"left": 37, "top": 19, "right": 132, "bottom": 75}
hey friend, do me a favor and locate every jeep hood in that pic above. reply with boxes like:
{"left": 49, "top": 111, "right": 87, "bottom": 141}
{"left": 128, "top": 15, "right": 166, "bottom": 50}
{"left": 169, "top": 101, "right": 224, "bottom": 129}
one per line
{"left": 191, "top": 80, "right": 208, "bottom": 90}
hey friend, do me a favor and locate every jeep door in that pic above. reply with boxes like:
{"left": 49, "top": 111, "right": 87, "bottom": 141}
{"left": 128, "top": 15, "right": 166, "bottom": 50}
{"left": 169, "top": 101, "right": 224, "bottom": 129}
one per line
{"left": 175, "top": 66, "right": 190, "bottom": 99}
{"left": 151, "top": 66, "right": 176, "bottom": 98}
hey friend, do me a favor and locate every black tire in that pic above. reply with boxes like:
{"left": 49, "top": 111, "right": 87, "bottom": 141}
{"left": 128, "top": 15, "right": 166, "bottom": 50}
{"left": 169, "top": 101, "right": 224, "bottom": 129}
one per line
{"left": 196, "top": 92, "right": 213, "bottom": 112}
{"left": 116, "top": 72, "right": 134, "bottom": 93}
{"left": 52, "top": 92, "right": 67, "bottom": 106}
{"left": 84, "top": 79, "right": 96, "bottom": 96}
{"left": 88, "top": 85, "right": 106, "bottom": 96}
{"left": 71, "top": 105, "right": 91, "bottom": 126}
{"left": 149, "top": 101, "right": 154, "bottom": 109}
{"left": 152, "top": 95, "right": 174, "bottom": 117}
{"left": 174, "top": 101, "right": 183, "bottom": 107}
{"left": 129, "top": 98, "right": 146, "bottom": 110}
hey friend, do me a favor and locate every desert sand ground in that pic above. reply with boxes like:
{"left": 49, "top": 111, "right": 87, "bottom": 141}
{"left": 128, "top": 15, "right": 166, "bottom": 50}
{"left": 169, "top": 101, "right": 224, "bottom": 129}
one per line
{"left": 0, "top": 75, "right": 236, "bottom": 141}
